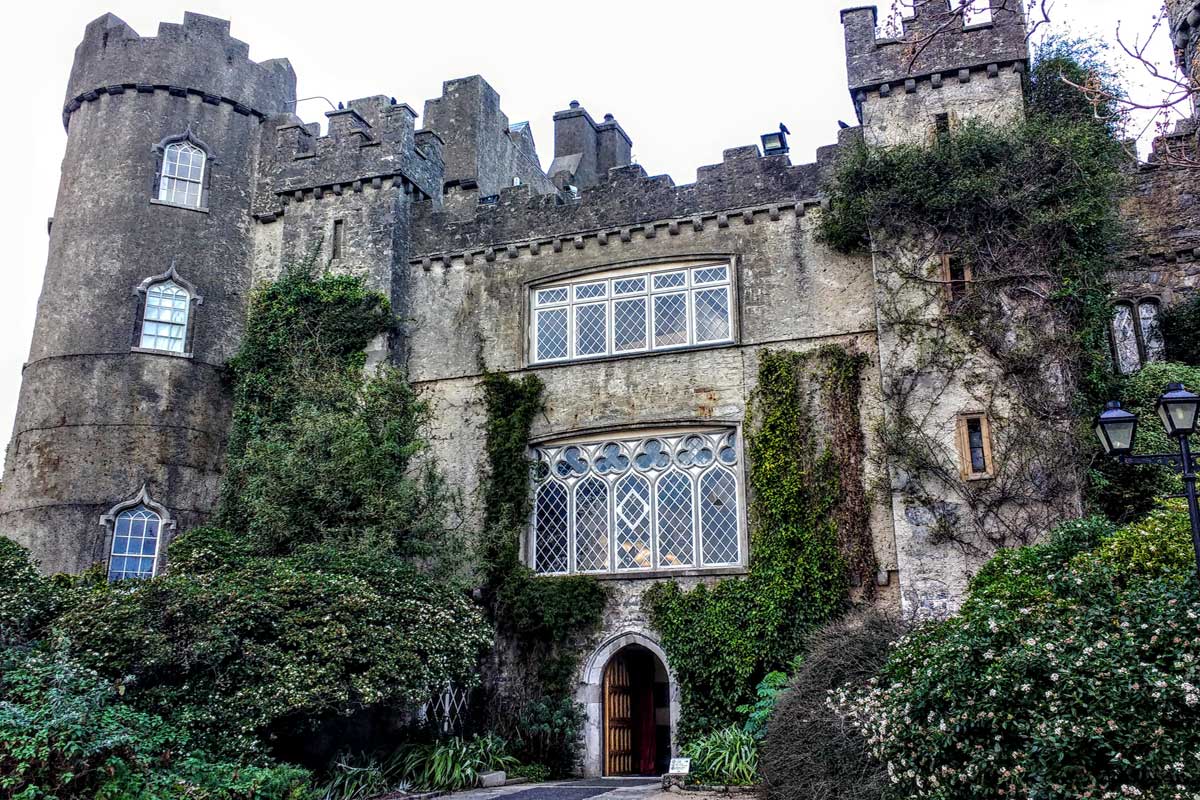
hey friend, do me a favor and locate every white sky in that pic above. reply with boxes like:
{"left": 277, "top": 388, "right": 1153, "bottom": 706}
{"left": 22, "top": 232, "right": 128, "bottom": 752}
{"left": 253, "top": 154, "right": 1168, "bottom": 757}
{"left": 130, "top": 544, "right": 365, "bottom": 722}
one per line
{"left": 0, "top": 0, "right": 1181, "bottom": 461}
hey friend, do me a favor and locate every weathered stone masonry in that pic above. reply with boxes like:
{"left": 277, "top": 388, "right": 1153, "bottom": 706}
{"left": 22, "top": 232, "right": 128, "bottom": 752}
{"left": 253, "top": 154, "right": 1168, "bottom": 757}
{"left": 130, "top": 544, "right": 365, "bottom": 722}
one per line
{"left": 3, "top": 0, "right": 1199, "bottom": 776}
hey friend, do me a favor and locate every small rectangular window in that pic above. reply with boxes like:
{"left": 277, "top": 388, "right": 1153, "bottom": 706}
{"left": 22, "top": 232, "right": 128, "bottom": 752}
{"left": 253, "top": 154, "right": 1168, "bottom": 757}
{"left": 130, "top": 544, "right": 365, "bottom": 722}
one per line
{"left": 332, "top": 219, "right": 345, "bottom": 260}
{"left": 957, "top": 414, "right": 993, "bottom": 480}
{"left": 941, "top": 254, "right": 971, "bottom": 303}
{"left": 934, "top": 113, "right": 951, "bottom": 139}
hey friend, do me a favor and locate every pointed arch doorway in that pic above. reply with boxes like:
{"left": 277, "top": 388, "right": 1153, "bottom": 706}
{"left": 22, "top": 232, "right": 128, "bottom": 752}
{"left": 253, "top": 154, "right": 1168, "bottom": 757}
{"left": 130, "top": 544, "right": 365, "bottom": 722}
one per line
{"left": 580, "top": 632, "right": 679, "bottom": 777}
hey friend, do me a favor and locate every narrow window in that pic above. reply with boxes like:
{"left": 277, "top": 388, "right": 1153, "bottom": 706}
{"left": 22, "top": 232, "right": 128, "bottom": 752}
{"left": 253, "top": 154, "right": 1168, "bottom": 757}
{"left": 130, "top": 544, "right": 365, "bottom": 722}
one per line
{"left": 957, "top": 414, "right": 994, "bottom": 480}
{"left": 332, "top": 219, "right": 345, "bottom": 260}
{"left": 1110, "top": 303, "right": 1141, "bottom": 374}
{"left": 957, "top": 0, "right": 993, "bottom": 26}
{"left": 140, "top": 280, "right": 190, "bottom": 354}
{"left": 107, "top": 505, "right": 161, "bottom": 581}
{"left": 158, "top": 141, "right": 206, "bottom": 208}
{"left": 1137, "top": 299, "right": 1165, "bottom": 363}
{"left": 942, "top": 254, "right": 970, "bottom": 303}
{"left": 934, "top": 113, "right": 951, "bottom": 139}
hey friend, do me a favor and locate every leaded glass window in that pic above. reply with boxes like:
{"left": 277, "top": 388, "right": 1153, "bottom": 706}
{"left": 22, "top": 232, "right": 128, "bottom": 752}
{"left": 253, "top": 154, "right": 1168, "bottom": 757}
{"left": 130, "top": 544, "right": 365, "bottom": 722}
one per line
{"left": 530, "top": 429, "right": 743, "bottom": 574}
{"left": 1110, "top": 299, "right": 1164, "bottom": 375}
{"left": 140, "top": 280, "right": 190, "bottom": 354}
{"left": 107, "top": 506, "right": 161, "bottom": 581}
{"left": 158, "top": 141, "right": 206, "bottom": 208}
{"left": 530, "top": 263, "right": 733, "bottom": 363}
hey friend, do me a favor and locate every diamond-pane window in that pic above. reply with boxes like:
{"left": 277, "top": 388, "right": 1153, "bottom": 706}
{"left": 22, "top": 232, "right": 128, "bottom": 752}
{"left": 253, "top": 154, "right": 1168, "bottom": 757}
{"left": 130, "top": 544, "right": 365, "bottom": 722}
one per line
{"left": 530, "top": 430, "right": 742, "bottom": 575}
{"left": 657, "top": 470, "right": 695, "bottom": 567}
{"left": 530, "top": 263, "right": 732, "bottom": 362}
{"left": 654, "top": 294, "right": 688, "bottom": 347}
{"left": 614, "top": 298, "right": 648, "bottom": 352}
{"left": 536, "top": 308, "right": 568, "bottom": 361}
{"left": 694, "top": 288, "right": 731, "bottom": 343}
{"left": 534, "top": 482, "right": 569, "bottom": 573}
{"left": 700, "top": 469, "right": 739, "bottom": 565}
{"left": 615, "top": 473, "right": 652, "bottom": 570}
{"left": 108, "top": 506, "right": 161, "bottom": 581}
{"left": 574, "top": 477, "right": 610, "bottom": 572}
{"left": 140, "top": 280, "right": 190, "bottom": 354}
{"left": 576, "top": 303, "right": 607, "bottom": 356}
{"left": 158, "top": 141, "right": 206, "bottom": 208}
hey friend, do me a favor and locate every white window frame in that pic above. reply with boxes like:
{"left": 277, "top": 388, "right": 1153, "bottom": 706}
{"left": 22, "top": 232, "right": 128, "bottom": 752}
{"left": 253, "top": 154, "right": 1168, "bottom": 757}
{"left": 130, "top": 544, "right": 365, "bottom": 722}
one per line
{"left": 529, "top": 261, "right": 734, "bottom": 365}
{"left": 158, "top": 141, "right": 207, "bottom": 209}
{"left": 528, "top": 427, "right": 746, "bottom": 577}
{"left": 100, "top": 484, "right": 176, "bottom": 581}
{"left": 139, "top": 280, "right": 191, "bottom": 354}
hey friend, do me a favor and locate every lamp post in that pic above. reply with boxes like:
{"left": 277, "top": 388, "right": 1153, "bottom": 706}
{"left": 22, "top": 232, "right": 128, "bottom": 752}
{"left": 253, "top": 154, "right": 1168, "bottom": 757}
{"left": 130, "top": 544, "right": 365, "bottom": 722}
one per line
{"left": 1095, "top": 383, "right": 1200, "bottom": 577}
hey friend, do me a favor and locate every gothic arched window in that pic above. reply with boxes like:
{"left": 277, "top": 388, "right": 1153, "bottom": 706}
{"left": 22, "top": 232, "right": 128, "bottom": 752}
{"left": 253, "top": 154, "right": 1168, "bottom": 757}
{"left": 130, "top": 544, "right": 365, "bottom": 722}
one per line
{"left": 530, "top": 428, "right": 744, "bottom": 575}
{"left": 107, "top": 505, "right": 162, "bottom": 581}
{"left": 1110, "top": 298, "right": 1164, "bottom": 375}
{"left": 158, "top": 141, "right": 206, "bottom": 208}
{"left": 140, "top": 280, "right": 191, "bottom": 354}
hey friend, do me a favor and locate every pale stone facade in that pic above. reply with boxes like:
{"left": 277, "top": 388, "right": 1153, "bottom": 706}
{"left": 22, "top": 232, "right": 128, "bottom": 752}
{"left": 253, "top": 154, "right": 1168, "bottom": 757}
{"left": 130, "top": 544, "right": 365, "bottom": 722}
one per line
{"left": 3, "top": 0, "right": 1199, "bottom": 776}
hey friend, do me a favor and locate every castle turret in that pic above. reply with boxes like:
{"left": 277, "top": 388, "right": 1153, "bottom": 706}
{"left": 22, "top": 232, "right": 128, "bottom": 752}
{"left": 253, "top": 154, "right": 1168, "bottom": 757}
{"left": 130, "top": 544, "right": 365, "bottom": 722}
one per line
{"left": 841, "top": 0, "right": 1029, "bottom": 146}
{"left": 0, "top": 12, "right": 294, "bottom": 574}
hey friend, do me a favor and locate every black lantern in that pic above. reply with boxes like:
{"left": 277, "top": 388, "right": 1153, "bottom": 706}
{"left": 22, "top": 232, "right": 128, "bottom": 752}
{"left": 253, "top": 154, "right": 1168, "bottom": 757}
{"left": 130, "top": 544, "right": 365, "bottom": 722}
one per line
{"left": 1157, "top": 383, "right": 1200, "bottom": 438}
{"left": 1094, "top": 400, "right": 1138, "bottom": 456}
{"left": 761, "top": 130, "right": 789, "bottom": 157}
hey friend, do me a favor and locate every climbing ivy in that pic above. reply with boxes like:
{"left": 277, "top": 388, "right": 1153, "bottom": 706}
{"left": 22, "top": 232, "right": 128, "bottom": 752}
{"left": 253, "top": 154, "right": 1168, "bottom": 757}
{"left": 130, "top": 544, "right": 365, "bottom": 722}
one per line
{"left": 645, "top": 347, "right": 869, "bottom": 741}
{"left": 477, "top": 373, "right": 608, "bottom": 774}
{"left": 817, "top": 38, "right": 1130, "bottom": 545}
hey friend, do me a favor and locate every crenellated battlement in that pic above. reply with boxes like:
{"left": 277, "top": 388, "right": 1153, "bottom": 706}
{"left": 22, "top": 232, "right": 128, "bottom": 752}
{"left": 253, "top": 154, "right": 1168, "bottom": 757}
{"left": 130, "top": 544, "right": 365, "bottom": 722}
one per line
{"left": 251, "top": 96, "right": 443, "bottom": 222}
{"left": 63, "top": 12, "right": 295, "bottom": 130}
{"left": 841, "top": 0, "right": 1027, "bottom": 94}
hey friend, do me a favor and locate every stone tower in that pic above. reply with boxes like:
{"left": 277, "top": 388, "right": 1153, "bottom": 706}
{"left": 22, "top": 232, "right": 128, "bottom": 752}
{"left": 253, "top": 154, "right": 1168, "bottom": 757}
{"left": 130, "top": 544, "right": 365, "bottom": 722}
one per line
{"left": 0, "top": 13, "right": 294, "bottom": 573}
{"left": 841, "top": 0, "right": 1028, "bottom": 146}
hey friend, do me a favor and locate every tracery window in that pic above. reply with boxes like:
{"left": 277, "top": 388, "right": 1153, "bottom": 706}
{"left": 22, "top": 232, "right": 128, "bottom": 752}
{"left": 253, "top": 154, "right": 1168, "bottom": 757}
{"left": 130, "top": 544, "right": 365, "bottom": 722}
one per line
{"left": 1110, "top": 298, "right": 1164, "bottom": 375}
{"left": 530, "top": 428, "right": 743, "bottom": 575}
{"left": 531, "top": 262, "right": 733, "bottom": 364}
{"left": 107, "top": 505, "right": 161, "bottom": 581}
{"left": 140, "top": 280, "right": 191, "bottom": 354}
{"left": 158, "top": 141, "right": 206, "bottom": 208}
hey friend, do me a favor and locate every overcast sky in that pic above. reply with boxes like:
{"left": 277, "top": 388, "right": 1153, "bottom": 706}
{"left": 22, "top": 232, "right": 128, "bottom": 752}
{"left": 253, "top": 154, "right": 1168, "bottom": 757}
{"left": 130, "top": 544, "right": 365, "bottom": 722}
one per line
{"left": 0, "top": 0, "right": 1181, "bottom": 463}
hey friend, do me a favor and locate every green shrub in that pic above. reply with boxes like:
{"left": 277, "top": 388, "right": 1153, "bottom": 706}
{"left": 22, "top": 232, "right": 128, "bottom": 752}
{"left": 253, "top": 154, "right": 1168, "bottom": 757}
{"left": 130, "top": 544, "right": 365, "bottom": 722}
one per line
{"left": 56, "top": 545, "right": 490, "bottom": 760}
{"left": 1159, "top": 292, "right": 1200, "bottom": 367}
{"left": 508, "top": 762, "right": 552, "bottom": 782}
{"left": 682, "top": 727, "right": 758, "bottom": 786}
{"left": 736, "top": 670, "right": 789, "bottom": 742}
{"left": 835, "top": 506, "right": 1200, "bottom": 799}
{"left": 396, "top": 734, "right": 517, "bottom": 791}
{"left": 0, "top": 539, "right": 64, "bottom": 645}
{"left": 759, "top": 610, "right": 905, "bottom": 800}
{"left": 0, "top": 639, "right": 313, "bottom": 800}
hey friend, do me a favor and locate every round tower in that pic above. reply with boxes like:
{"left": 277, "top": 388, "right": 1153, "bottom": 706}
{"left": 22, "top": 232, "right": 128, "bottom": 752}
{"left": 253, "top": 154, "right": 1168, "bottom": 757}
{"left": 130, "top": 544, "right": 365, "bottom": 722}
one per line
{"left": 0, "top": 13, "right": 294, "bottom": 574}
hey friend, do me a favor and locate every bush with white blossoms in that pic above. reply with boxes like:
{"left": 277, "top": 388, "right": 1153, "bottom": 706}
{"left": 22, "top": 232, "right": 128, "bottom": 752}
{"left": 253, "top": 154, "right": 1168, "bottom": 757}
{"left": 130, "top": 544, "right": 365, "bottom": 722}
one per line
{"left": 834, "top": 507, "right": 1200, "bottom": 800}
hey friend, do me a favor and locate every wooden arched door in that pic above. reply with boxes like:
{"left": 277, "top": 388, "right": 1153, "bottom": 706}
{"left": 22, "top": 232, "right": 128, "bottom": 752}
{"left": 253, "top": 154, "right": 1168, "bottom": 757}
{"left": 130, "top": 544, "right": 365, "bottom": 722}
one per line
{"left": 603, "top": 654, "right": 634, "bottom": 775}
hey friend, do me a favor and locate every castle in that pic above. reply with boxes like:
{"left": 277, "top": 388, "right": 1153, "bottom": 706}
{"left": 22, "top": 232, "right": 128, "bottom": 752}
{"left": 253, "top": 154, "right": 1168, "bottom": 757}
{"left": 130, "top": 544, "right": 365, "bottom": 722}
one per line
{"left": 2, "top": 0, "right": 1198, "bottom": 777}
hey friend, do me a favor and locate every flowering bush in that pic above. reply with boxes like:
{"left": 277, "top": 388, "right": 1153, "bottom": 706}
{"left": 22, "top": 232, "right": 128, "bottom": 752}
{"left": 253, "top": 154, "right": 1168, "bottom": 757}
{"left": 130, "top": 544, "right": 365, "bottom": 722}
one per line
{"left": 834, "top": 507, "right": 1200, "bottom": 799}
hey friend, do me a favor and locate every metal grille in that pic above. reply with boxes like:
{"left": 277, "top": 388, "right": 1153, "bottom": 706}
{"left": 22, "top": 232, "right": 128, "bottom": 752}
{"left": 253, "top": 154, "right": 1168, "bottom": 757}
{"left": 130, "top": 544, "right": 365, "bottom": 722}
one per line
{"left": 656, "top": 470, "right": 695, "bottom": 567}
{"left": 576, "top": 303, "right": 607, "bottom": 356}
{"left": 108, "top": 506, "right": 160, "bottom": 581}
{"left": 426, "top": 683, "right": 471, "bottom": 735}
{"left": 700, "top": 470, "right": 739, "bottom": 565}
{"left": 534, "top": 482, "right": 569, "bottom": 573}
{"left": 693, "top": 266, "right": 728, "bottom": 285}
{"left": 653, "top": 293, "right": 688, "bottom": 347}
{"left": 575, "top": 477, "right": 610, "bottom": 572}
{"left": 158, "top": 141, "right": 205, "bottom": 208}
{"left": 694, "top": 288, "right": 730, "bottom": 343}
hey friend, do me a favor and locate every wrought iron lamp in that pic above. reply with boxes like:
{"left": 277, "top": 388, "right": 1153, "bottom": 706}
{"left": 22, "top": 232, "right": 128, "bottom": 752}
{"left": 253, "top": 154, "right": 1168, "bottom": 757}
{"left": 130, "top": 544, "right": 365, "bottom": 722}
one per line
{"left": 1096, "top": 383, "right": 1200, "bottom": 576}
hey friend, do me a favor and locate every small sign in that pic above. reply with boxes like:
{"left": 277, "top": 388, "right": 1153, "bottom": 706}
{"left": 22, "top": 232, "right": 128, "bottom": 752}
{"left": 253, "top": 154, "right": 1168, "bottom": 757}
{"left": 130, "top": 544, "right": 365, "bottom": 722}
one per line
{"left": 668, "top": 758, "right": 691, "bottom": 775}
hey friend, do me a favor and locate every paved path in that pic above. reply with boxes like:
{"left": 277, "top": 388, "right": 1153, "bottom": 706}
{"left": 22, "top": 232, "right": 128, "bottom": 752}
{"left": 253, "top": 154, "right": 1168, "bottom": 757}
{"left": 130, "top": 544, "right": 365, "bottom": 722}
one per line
{"left": 451, "top": 777, "right": 661, "bottom": 800}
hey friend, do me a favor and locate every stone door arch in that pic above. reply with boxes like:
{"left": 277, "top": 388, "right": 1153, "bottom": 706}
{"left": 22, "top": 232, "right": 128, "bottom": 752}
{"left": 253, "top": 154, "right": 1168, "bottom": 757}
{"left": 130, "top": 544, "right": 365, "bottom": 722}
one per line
{"left": 577, "top": 631, "right": 680, "bottom": 777}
